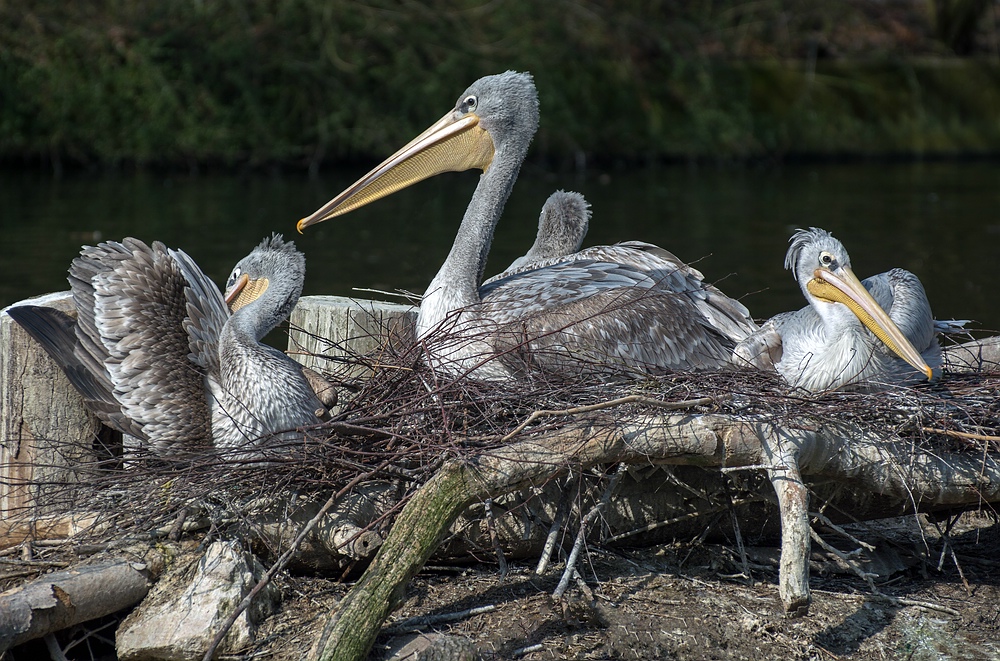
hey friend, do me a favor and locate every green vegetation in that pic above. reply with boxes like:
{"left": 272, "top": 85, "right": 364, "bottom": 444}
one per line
{"left": 3, "top": 1, "right": 1000, "bottom": 170}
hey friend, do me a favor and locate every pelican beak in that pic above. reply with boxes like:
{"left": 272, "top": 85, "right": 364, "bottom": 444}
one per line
{"left": 297, "top": 111, "right": 496, "bottom": 232}
{"left": 807, "top": 266, "right": 934, "bottom": 380}
{"left": 225, "top": 274, "right": 269, "bottom": 313}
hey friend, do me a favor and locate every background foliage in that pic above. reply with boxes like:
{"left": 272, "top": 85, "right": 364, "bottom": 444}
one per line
{"left": 3, "top": 0, "right": 1000, "bottom": 170}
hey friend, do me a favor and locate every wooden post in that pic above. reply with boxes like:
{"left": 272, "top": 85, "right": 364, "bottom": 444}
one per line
{"left": 286, "top": 295, "right": 417, "bottom": 384}
{"left": 0, "top": 293, "right": 103, "bottom": 527}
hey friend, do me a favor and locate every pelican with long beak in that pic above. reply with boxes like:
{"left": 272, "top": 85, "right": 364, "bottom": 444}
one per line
{"left": 8, "top": 235, "right": 334, "bottom": 458}
{"left": 298, "top": 71, "right": 752, "bottom": 379}
{"left": 734, "top": 227, "right": 938, "bottom": 391}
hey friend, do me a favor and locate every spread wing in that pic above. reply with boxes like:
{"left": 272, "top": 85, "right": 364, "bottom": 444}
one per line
{"left": 167, "top": 247, "right": 229, "bottom": 378}
{"left": 78, "top": 238, "right": 214, "bottom": 454}
{"left": 5, "top": 304, "right": 141, "bottom": 437}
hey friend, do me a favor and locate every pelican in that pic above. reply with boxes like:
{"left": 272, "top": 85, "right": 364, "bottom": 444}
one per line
{"left": 8, "top": 234, "right": 334, "bottom": 458}
{"left": 488, "top": 189, "right": 591, "bottom": 277}
{"left": 297, "top": 71, "right": 750, "bottom": 379}
{"left": 733, "top": 227, "right": 938, "bottom": 391}
{"left": 484, "top": 190, "right": 758, "bottom": 345}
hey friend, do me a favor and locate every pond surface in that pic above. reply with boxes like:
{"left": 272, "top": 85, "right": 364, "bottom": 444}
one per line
{"left": 2, "top": 161, "right": 999, "bottom": 333}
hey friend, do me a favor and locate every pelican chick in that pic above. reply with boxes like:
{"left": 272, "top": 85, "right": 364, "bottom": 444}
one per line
{"left": 8, "top": 234, "right": 333, "bottom": 458}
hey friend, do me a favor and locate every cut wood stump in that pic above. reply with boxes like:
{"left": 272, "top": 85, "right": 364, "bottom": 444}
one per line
{"left": 287, "top": 295, "right": 417, "bottom": 386}
{"left": 0, "top": 293, "right": 105, "bottom": 523}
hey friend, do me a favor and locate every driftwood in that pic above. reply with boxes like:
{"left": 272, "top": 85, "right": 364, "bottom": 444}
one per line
{"left": 310, "top": 411, "right": 1000, "bottom": 661}
{"left": 0, "top": 549, "right": 165, "bottom": 652}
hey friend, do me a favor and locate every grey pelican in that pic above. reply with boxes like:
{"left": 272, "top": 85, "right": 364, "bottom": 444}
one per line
{"left": 297, "top": 71, "right": 749, "bottom": 379}
{"left": 484, "top": 190, "right": 758, "bottom": 346}
{"left": 733, "top": 227, "right": 937, "bottom": 391}
{"left": 8, "top": 235, "right": 334, "bottom": 458}
{"left": 489, "top": 189, "right": 591, "bottom": 277}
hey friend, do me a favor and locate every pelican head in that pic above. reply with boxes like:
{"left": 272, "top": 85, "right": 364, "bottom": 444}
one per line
{"left": 224, "top": 234, "right": 305, "bottom": 339}
{"left": 297, "top": 71, "right": 539, "bottom": 230}
{"left": 785, "top": 227, "right": 933, "bottom": 380}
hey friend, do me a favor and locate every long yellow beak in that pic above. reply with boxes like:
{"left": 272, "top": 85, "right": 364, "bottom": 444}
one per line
{"left": 807, "top": 266, "right": 934, "bottom": 380}
{"left": 297, "top": 112, "right": 495, "bottom": 232}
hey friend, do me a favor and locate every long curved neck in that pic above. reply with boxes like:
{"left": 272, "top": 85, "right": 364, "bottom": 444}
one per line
{"left": 228, "top": 286, "right": 290, "bottom": 344}
{"left": 421, "top": 143, "right": 526, "bottom": 323}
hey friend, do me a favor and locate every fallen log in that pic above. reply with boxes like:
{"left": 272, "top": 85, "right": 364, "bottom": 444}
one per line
{"left": 309, "top": 412, "right": 1000, "bottom": 661}
{"left": 0, "top": 548, "right": 166, "bottom": 652}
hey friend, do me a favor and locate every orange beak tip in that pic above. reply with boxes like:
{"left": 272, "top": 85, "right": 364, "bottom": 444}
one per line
{"left": 296, "top": 219, "right": 307, "bottom": 234}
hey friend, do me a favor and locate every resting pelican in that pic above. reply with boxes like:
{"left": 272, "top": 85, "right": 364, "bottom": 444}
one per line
{"left": 733, "top": 227, "right": 938, "bottom": 391}
{"left": 8, "top": 234, "right": 334, "bottom": 458}
{"left": 298, "top": 71, "right": 750, "bottom": 379}
{"left": 484, "top": 190, "right": 758, "bottom": 345}
{"left": 489, "top": 189, "right": 591, "bottom": 277}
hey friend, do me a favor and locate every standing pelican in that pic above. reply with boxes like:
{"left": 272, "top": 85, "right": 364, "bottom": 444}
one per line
{"left": 485, "top": 190, "right": 758, "bottom": 345}
{"left": 297, "top": 71, "right": 749, "bottom": 379}
{"left": 8, "top": 235, "right": 334, "bottom": 458}
{"left": 734, "top": 227, "right": 937, "bottom": 391}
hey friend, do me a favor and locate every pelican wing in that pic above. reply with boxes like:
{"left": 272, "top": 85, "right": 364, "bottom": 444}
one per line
{"left": 863, "top": 268, "right": 937, "bottom": 355}
{"left": 481, "top": 260, "right": 736, "bottom": 374}
{"left": 484, "top": 241, "right": 757, "bottom": 345}
{"left": 732, "top": 312, "right": 796, "bottom": 371}
{"left": 83, "top": 238, "right": 213, "bottom": 453}
{"left": 5, "top": 304, "right": 141, "bottom": 437}
{"left": 167, "top": 247, "right": 229, "bottom": 377}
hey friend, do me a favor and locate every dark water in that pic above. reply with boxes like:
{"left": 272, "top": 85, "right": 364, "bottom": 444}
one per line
{"left": 2, "top": 162, "right": 999, "bottom": 333}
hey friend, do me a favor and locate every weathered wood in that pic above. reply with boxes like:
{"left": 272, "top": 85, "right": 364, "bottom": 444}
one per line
{"left": 0, "top": 293, "right": 104, "bottom": 520}
{"left": 287, "top": 295, "right": 417, "bottom": 384}
{"left": 0, "top": 512, "right": 104, "bottom": 551}
{"left": 311, "top": 413, "right": 1000, "bottom": 661}
{"left": 943, "top": 336, "right": 1000, "bottom": 373}
{"left": 0, "top": 550, "right": 163, "bottom": 652}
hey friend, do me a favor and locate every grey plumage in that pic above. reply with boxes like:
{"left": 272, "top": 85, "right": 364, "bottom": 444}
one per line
{"left": 734, "top": 227, "right": 938, "bottom": 391}
{"left": 485, "top": 191, "right": 757, "bottom": 346}
{"left": 491, "top": 190, "right": 591, "bottom": 276}
{"left": 8, "top": 234, "right": 330, "bottom": 457}
{"left": 298, "top": 71, "right": 751, "bottom": 379}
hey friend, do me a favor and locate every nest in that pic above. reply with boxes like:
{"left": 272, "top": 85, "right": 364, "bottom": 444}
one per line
{"left": 9, "top": 318, "right": 994, "bottom": 555}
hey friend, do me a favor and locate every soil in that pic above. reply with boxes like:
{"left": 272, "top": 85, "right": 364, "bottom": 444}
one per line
{"left": 257, "top": 510, "right": 1000, "bottom": 660}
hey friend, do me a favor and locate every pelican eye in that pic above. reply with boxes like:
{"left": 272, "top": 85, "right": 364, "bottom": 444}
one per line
{"left": 462, "top": 95, "right": 478, "bottom": 112}
{"left": 819, "top": 251, "right": 835, "bottom": 268}
{"left": 227, "top": 267, "right": 242, "bottom": 289}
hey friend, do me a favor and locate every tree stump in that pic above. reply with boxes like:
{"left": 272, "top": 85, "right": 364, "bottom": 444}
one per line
{"left": 0, "top": 293, "right": 104, "bottom": 529}
{"left": 287, "top": 295, "right": 417, "bottom": 385}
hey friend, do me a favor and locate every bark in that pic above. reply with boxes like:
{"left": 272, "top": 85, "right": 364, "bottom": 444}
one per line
{"left": 0, "top": 549, "right": 165, "bottom": 652}
{"left": 311, "top": 412, "right": 1000, "bottom": 661}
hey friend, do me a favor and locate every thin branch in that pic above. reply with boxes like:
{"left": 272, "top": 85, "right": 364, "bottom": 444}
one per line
{"left": 922, "top": 427, "right": 1000, "bottom": 443}
{"left": 201, "top": 459, "right": 397, "bottom": 661}
{"left": 553, "top": 465, "right": 626, "bottom": 599}
{"left": 384, "top": 604, "right": 497, "bottom": 634}
{"left": 502, "top": 395, "right": 719, "bottom": 442}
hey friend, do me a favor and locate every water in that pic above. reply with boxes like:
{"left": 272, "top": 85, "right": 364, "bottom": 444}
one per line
{"left": 2, "top": 162, "right": 999, "bottom": 333}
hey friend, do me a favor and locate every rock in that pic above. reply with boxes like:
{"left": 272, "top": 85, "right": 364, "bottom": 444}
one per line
{"left": 383, "top": 632, "right": 480, "bottom": 661}
{"left": 116, "top": 540, "right": 277, "bottom": 660}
